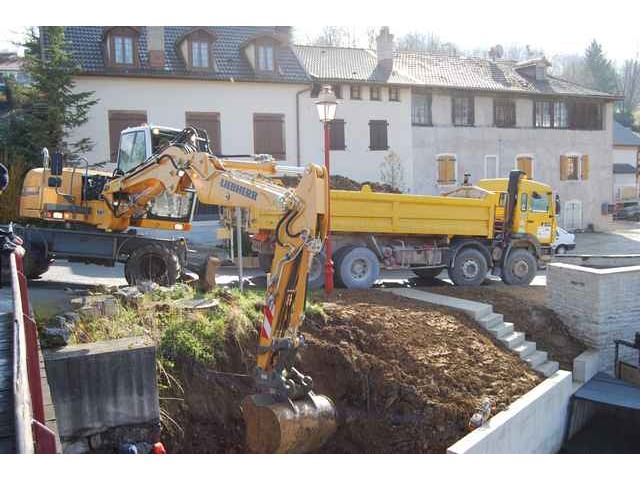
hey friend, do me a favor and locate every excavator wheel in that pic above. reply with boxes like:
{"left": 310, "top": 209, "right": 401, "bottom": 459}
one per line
{"left": 242, "top": 392, "right": 337, "bottom": 453}
{"left": 125, "top": 244, "right": 181, "bottom": 286}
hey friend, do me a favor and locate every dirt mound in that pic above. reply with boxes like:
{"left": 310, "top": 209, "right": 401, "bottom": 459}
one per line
{"left": 301, "top": 290, "right": 541, "bottom": 453}
{"left": 279, "top": 174, "right": 401, "bottom": 193}
{"left": 163, "top": 289, "right": 541, "bottom": 453}
{"left": 417, "top": 285, "right": 586, "bottom": 370}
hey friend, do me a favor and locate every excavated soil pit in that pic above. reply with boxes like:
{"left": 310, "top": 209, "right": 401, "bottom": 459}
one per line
{"left": 163, "top": 290, "right": 542, "bottom": 453}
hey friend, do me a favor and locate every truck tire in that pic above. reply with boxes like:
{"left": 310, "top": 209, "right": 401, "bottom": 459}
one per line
{"left": 501, "top": 249, "right": 537, "bottom": 286}
{"left": 125, "top": 244, "right": 181, "bottom": 286}
{"left": 23, "top": 243, "right": 50, "bottom": 279}
{"left": 411, "top": 267, "right": 444, "bottom": 280}
{"left": 334, "top": 246, "right": 380, "bottom": 289}
{"left": 449, "top": 248, "right": 488, "bottom": 287}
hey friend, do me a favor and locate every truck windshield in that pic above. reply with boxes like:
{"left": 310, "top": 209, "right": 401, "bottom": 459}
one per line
{"left": 531, "top": 192, "right": 549, "bottom": 212}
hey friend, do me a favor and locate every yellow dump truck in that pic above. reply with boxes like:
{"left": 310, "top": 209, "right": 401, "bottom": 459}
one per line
{"left": 239, "top": 171, "right": 559, "bottom": 288}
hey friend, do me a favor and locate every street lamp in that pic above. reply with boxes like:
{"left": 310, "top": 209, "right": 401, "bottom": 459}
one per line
{"left": 315, "top": 85, "right": 338, "bottom": 294}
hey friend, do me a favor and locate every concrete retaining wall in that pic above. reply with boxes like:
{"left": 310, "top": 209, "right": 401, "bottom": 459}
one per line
{"left": 547, "top": 260, "right": 640, "bottom": 373}
{"left": 447, "top": 370, "right": 573, "bottom": 454}
{"left": 44, "top": 336, "right": 160, "bottom": 453}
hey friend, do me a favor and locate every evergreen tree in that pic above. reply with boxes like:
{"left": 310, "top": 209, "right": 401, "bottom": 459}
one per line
{"left": 0, "top": 27, "right": 97, "bottom": 166}
{"left": 583, "top": 40, "right": 618, "bottom": 94}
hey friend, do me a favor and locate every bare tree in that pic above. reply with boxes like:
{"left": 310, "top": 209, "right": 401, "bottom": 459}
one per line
{"left": 309, "top": 26, "right": 358, "bottom": 48}
{"left": 618, "top": 57, "right": 640, "bottom": 120}
{"left": 380, "top": 150, "right": 405, "bottom": 191}
{"left": 396, "top": 31, "right": 459, "bottom": 55}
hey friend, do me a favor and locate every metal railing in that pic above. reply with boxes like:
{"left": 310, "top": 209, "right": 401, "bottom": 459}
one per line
{"left": 8, "top": 244, "right": 57, "bottom": 453}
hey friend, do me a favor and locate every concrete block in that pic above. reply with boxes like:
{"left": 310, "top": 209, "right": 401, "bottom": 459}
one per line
{"left": 573, "top": 350, "right": 600, "bottom": 383}
{"left": 513, "top": 341, "right": 536, "bottom": 359}
{"left": 535, "top": 360, "right": 560, "bottom": 378}
{"left": 391, "top": 289, "right": 492, "bottom": 320}
{"left": 447, "top": 370, "right": 572, "bottom": 454}
{"left": 489, "top": 322, "right": 514, "bottom": 339}
{"left": 476, "top": 312, "right": 503, "bottom": 330}
{"left": 525, "top": 350, "right": 548, "bottom": 369}
{"left": 44, "top": 336, "right": 159, "bottom": 441}
{"left": 500, "top": 331, "right": 525, "bottom": 349}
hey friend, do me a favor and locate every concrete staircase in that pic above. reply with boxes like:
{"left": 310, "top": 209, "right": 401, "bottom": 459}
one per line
{"left": 390, "top": 289, "right": 559, "bottom": 378}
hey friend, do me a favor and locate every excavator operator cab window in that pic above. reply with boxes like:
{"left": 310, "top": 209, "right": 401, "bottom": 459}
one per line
{"left": 117, "top": 131, "right": 146, "bottom": 173}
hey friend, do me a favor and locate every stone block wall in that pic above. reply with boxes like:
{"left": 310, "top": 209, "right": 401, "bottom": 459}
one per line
{"left": 547, "top": 261, "right": 640, "bottom": 374}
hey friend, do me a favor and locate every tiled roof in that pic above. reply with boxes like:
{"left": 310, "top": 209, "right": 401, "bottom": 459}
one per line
{"left": 613, "top": 121, "right": 640, "bottom": 146}
{"left": 48, "top": 26, "right": 309, "bottom": 84}
{"left": 613, "top": 163, "right": 637, "bottom": 174}
{"left": 294, "top": 45, "right": 617, "bottom": 99}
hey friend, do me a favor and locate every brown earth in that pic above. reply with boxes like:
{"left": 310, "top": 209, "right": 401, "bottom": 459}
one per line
{"left": 279, "top": 174, "right": 401, "bottom": 193}
{"left": 414, "top": 284, "right": 586, "bottom": 371}
{"left": 163, "top": 289, "right": 542, "bottom": 453}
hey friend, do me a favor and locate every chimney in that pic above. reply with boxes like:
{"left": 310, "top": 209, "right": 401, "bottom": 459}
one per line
{"left": 147, "top": 26, "right": 165, "bottom": 69}
{"left": 275, "top": 26, "right": 292, "bottom": 45}
{"left": 376, "top": 27, "right": 394, "bottom": 74}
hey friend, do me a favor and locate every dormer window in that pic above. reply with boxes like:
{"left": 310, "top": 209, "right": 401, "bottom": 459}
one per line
{"left": 176, "top": 28, "right": 217, "bottom": 72}
{"left": 103, "top": 27, "right": 141, "bottom": 68}
{"left": 114, "top": 36, "right": 134, "bottom": 64}
{"left": 256, "top": 41, "right": 275, "bottom": 72}
{"left": 191, "top": 41, "right": 209, "bottom": 68}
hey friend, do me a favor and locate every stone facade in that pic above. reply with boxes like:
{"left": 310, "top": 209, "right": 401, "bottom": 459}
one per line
{"left": 547, "top": 259, "right": 640, "bottom": 374}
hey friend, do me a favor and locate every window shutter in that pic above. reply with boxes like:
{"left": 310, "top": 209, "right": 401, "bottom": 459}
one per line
{"left": 446, "top": 159, "right": 455, "bottom": 182}
{"left": 369, "top": 120, "right": 388, "bottom": 150}
{"left": 330, "top": 119, "right": 346, "bottom": 150}
{"left": 254, "top": 114, "right": 286, "bottom": 160}
{"left": 581, "top": 154, "right": 589, "bottom": 180}
{"left": 437, "top": 156, "right": 455, "bottom": 184}
{"left": 185, "top": 112, "right": 221, "bottom": 154}
{"left": 560, "top": 155, "right": 568, "bottom": 181}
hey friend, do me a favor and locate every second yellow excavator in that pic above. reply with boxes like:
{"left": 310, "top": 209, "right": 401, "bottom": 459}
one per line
{"left": 23, "top": 127, "right": 336, "bottom": 453}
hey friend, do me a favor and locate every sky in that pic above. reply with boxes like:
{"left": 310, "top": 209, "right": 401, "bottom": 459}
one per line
{"left": 2, "top": 1, "right": 640, "bottom": 64}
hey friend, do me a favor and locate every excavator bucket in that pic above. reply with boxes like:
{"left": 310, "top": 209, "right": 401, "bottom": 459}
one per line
{"left": 242, "top": 392, "right": 337, "bottom": 453}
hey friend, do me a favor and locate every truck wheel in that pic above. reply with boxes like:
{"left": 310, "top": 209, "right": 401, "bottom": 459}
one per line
{"left": 411, "top": 267, "right": 444, "bottom": 280}
{"left": 125, "top": 244, "right": 181, "bottom": 286}
{"left": 23, "top": 244, "right": 50, "bottom": 279}
{"left": 307, "top": 251, "right": 326, "bottom": 290}
{"left": 334, "top": 246, "right": 380, "bottom": 289}
{"left": 501, "top": 249, "right": 537, "bottom": 286}
{"left": 449, "top": 248, "right": 488, "bottom": 287}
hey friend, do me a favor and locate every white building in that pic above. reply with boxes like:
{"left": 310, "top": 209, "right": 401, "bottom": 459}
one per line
{"left": 612, "top": 121, "right": 640, "bottom": 201}
{"left": 56, "top": 26, "right": 619, "bottom": 230}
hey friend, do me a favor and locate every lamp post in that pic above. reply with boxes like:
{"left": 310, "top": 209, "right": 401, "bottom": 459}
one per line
{"left": 315, "top": 85, "right": 338, "bottom": 294}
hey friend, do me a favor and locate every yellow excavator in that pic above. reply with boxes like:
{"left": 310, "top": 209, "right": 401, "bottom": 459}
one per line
{"left": 19, "top": 127, "right": 336, "bottom": 453}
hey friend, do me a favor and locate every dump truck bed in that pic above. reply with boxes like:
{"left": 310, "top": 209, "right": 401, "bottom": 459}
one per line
{"left": 251, "top": 186, "right": 498, "bottom": 239}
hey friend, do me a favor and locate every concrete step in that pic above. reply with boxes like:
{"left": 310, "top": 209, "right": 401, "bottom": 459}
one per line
{"left": 489, "top": 322, "right": 514, "bottom": 339}
{"left": 476, "top": 312, "right": 503, "bottom": 330}
{"left": 499, "top": 331, "right": 525, "bottom": 349}
{"left": 390, "top": 289, "right": 492, "bottom": 320}
{"left": 524, "top": 350, "right": 548, "bottom": 369}
{"left": 534, "top": 360, "right": 560, "bottom": 378}
{"left": 512, "top": 341, "right": 536, "bottom": 359}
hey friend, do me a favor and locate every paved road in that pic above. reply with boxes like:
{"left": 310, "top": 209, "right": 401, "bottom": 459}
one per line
{"left": 26, "top": 221, "right": 640, "bottom": 315}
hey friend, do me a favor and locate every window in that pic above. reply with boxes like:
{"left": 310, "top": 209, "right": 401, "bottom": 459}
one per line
{"left": 571, "top": 102, "right": 603, "bottom": 130}
{"left": 350, "top": 85, "right": 362, "bottom": 100}
{"left": 191, "top": 41, "right": 209, "bottom": 68}
{"left": 516, "top": 155, "right": 534, "bottom": 179}
{"left": 370, "top": 86, "right": 381, "bottom": 101}
{"left": 114, "top": 36, "right": 134, "bottom": 65}
{"left": 484, "top": 155, "right": 499, "bottom": 178}
{"left": 437, "top": 155, "right": 457, "bottom": 185}
{"left": 311, "top": 83, "right": 322, "bottom": 98}
{"left": 256, "top": 42, "right": 275, "bottom": 72}
{"left": 452, "top": 95, "right": 474, "bottom": 126}
{"left": 531, "top": 193, "right": 550, "bottom": 213}
{"left": 520, "top": 193, "right": 528, "bottom": 212}
{"left": 534, "top": 100, "right": 568, "bottom": 128}
{"left": 560, "top": 154, "right": 589, "bottom": 181}
{"left": 330, "top": 84, "right": 342, "bottom": 100}
{"left": 329, "top": 119, "right": 346, "bottom": 150}
{"left": 412, "top": 89, "right": 432, "bottom": 126}
{"left": 108, "top": 110, "right": 147, "bottom": 162}
{"left": 494, "top": 98, "right": 516, "bottom": 128}
{"left": 185, "top": 112, "right": 221, "bottom": 154}
{"left": 369, "top": 120, "right": 389, "bottom": 150}
{"left": 253, "top": 113, "right": 285, "bottom": 160}
{"left": 389, "top": 86, "right": 400, "bottom": 102}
